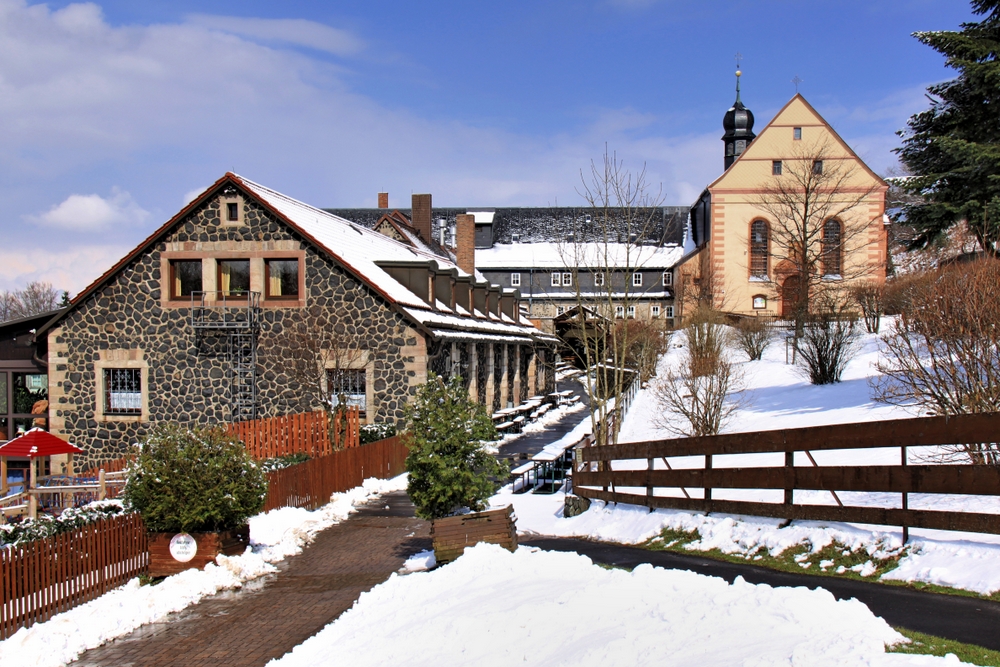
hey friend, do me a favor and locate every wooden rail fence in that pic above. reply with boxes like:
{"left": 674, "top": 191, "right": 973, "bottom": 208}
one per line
{"left": 574, "top": 412, "right": 1000, "bottom": 537}
{"left": 0, "top": 513, "right": 148, "bottom": 640}
{"left": 263, "top": 435, "right": 408, "bottom": 512}
{"left": 228, "top": 408, "right": 361, "bottom": 460}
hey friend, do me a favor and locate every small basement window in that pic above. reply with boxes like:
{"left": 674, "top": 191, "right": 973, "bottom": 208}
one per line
{"left": 266, "top": 259, "right": 299, "bottom": 299}
{"left": 171, "top": 260, "right": 202, "bottom": 299}
{"left": 104, "top": 369, "right": 142, "bottom": 416}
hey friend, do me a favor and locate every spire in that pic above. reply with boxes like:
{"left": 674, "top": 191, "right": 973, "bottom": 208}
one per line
{"left": 722, "top": 54, "right": 755, "bottom": 170}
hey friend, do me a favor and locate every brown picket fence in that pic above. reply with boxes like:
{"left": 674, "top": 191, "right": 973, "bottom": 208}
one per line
{"left": 228, "top": 408, "right": 361, "bottom": 460}
{"left": 263, "top": 435, "right": 408, "bottom": 512}
{"left": 0, "top": 513, "right": 148, "bottom": 640}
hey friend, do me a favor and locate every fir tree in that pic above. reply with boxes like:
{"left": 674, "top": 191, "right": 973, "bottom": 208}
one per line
{"left": 404, "top": 374, "right": 504, "bottom": 520}
{"left": 896, "top": 1, "right": 1000, "bottom": 255}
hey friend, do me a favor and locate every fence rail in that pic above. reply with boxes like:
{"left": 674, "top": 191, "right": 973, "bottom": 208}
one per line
{"left": 0, "top": 513, "right": 148, "bottom": 640}
{"left": 263, "top": 435, "right": 408, "bottom": 512}
{"left": 574, "top": 412, "right": 1000, "bottom": 537}
{"left": 227, "top": 408, "right": 361, "bottom": 460}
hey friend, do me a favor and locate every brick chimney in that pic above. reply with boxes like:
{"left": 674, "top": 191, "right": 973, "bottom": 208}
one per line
{"left": 411, "top": 194, "right": 432, "bottom": 242}
{"left": 456, "top": 213, "right": 475, "bottom": 275}
{"left": 378, "top": 192, "right": 388, "bottom": 209}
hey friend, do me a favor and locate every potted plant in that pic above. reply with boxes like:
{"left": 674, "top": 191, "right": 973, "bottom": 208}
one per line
{"left": 404, "top": 374, "right": 513, "bottom": 564}
{"left": 122, "top": 424, "right": 267, "bottom": 577}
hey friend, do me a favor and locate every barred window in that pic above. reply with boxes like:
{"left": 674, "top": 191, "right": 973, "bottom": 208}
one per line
{"left": 750, "top": 220, "right": 769, "bottom": 278}
{"left": 104, "top": 369, "right": 141, "bottom": 415}
{"left": 328, "top": 369, "right": 366, "bottom": 417}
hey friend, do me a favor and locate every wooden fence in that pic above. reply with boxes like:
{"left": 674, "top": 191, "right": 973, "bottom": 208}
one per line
{"left": 263, "top": 435, "right": 408, "bottom": 512}
{"left": 574, "top": 412, "right": 1000, "bottom": 537}
{"left": 0, "top": 513, "right": 148, "bottom": 640}
{"left": 228, "top": 408, "right": 361, "bottom": 460}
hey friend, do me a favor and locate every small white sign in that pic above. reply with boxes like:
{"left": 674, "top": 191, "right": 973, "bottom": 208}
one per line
{"left": 169, "top": 533, "right": 198, "bottom": 563}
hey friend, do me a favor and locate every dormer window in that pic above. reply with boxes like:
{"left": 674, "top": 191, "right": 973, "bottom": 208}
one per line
{"left": 512, "top": 233, "right": 520, "bottom": 243}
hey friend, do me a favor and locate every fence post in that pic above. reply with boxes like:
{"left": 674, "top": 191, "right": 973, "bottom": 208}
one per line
{"left": 98, "top": 470, "right": 106, "bottom": 501}
{"left": 784, "top": 450, "right": 793, "bottom": 505}
{"left": 704, "top": 453, "right": 712, "bottom": 502}
{"left": 646, "top": 457, "right": 654, "bottom": 512}
{"left": 901, "top": 445, "right": 909, "bottom": 544}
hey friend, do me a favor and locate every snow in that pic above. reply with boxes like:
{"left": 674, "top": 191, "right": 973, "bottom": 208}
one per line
{"left": 267, "top": 543, "right": 956, "bottom": 667}
{"left": 475, "top": 242, "right": 683, "bottom": 270}
{"left": 0, "top": 475, "right": 408, "bottom": 667}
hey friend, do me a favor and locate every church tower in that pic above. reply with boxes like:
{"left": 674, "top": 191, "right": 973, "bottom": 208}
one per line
{"left": 722, "top": 67, "right": 755, "bottom": 169}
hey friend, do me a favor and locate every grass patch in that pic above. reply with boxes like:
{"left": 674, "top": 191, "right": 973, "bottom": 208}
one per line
{"left": 642, "top": 526, "right": 1000, "bottom": 603}
{"left": 890, "top": 628, "right": 1000, "bottom": 666}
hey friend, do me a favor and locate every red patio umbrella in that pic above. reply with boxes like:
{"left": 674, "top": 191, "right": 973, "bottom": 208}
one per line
{"left": 0, "top": 428, "right": 83, "bottom": 519}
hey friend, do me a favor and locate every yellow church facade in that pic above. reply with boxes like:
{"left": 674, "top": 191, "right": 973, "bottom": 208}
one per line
{"left": 676, "top": 93, "right": 888, "bottom": 320}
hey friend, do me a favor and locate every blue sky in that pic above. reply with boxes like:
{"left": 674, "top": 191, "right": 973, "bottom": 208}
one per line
{"left": 0, "top": 0, "right": 976, "bottom": 293}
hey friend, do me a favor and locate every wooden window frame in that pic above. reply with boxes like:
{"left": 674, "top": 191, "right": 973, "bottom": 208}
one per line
{"left": 264, "top": 258, "right": 301, "bottom": 301}
{"left": 217, "top": 259, "right": 252, "bottom": 300}
{"left": 749, "top": 219, "right": 770, "bottom": 279}
{"left": 510, "top": 272, "right": 521, "bottom": 287}
{"left": 169, "top": 259, "right": 203, "bottom": 300}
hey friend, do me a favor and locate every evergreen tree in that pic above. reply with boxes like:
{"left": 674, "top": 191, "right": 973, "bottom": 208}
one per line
{"left": 404, "top": 374, "right": 504, "bottom": 520}
{"left": 896, "top": 1, "right": 1000, "bottom": 255}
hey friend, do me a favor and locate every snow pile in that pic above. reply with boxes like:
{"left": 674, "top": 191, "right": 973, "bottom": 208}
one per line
{"left": 0, "top": 474, "right": 408, "bottom": 667}
{"left": 400, "top": 549, "right": 436, "bottom": 572}
{"left": 267, "top": 543, "right": 954, "bottom": 667}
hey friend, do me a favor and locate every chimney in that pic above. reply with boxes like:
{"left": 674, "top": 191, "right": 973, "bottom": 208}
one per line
{"left": 456, "top": 213, "right": 475, "bottom": 275}
{"left": 412, "top": 194, "right": 432, "bottom": 242}
{"left": 378, "top": 192, "right": 388, "bottom": 209}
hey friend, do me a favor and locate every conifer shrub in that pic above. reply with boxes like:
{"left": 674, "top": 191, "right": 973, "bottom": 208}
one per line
{"left": 122, "top": 424, "right": 267, "bottom": 533}
{"left": 404, "top": 374, "right": 504, "bottom": 520}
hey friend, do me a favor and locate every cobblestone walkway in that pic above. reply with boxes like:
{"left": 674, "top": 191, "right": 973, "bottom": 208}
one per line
{"left": 71, "top": 492, "right": 430, "bottom": 667}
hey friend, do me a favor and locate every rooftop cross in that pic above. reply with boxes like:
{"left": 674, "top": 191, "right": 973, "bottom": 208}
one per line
{"left": 792, "top": 75, "right": 803, "bottom": 93}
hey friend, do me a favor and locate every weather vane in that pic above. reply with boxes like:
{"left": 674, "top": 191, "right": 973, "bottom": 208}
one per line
{"left": 792, "top": 75, "right": 803, "bottom": 93}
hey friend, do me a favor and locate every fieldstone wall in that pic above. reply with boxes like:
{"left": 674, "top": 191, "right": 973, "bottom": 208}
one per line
{"left": 49, "top": 191, "right": 421, "bottom": 469}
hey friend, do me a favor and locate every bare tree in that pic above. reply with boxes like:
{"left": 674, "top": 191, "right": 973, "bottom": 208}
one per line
{"left": 750, "top": 141, "right": 882, "bottom": 331}
{"left": 0, "top": 281, "right": 62, "bottom": 322}
{"left": 564, "top": 147, "right": 667, "bottom": 446}
{"left": 872, "top": 260, "right": 1000, "bottom": 464}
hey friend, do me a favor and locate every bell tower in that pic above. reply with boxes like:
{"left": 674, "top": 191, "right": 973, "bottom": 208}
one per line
{"left": 722, "top": 58, "right": 756, "bottom": 170}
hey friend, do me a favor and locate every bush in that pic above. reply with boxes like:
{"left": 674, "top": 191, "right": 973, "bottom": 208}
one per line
{"left": 359, "top": 423, "right": 396, "bottom": 445}
{"left": 653, "top": 342, "right": 746, "bottom": 437}
{"left": 732, "top": 317, "right": 772, "bottom": 361}
{"left": 0, "top": 501, "right": 123, "bottom": 546}
{"left": 684, "top": 307, "right": 729, "bottom": 376}
{"left": 260, "top": 453, "right": 309, "bottom": 472}
{"left": 796, "top": 305, "right": 861, "bottom": 385}
{"left": 614, "top": 319, "right": 670, "bottom": 382}
{"left": 122, "top": 424, "right": 267, "bottom": 533}
{"left": 404, "top": 374, "right": 505, "bottom": 520}
{"left": 850, "top": 281, "right": 885, "bottom": 334}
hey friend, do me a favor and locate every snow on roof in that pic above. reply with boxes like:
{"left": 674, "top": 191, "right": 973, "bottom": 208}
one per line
{"left": 401, "top": 307, "right": 558, "bottom": 342}
{"left": 237, "top": 175, "right": 469, "bottom": 309}
{"left": 468, "top": 211, "right": 495, "bottom": 223}
{"left": 476, "top": 242, "right": 683, "bottom": 270}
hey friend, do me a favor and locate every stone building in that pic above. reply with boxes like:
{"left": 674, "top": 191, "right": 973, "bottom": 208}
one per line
{"left": 40, "top": 174, "right": 556, "bottom": 468}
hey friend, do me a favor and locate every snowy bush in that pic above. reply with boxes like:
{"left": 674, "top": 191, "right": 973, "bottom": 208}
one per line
{"left": 0, "top": 501, "right": 124, "bottom": 546}
{"left": 796, "top": 305, "right": 861, "bottom": 385}
{"left": 404, "top": 374, "right": 504, "bottom": 520}
{"left": 359, "top": 423, "right": 396, "bottom": 445}
{"left": 122, "top": 424, "right": 267, "bottom": 533}
{"left": 259, "top": 453, "right": 310, "bottom": 473}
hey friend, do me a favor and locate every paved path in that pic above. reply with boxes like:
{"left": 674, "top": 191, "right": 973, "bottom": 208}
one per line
{"left": 523, "top": 536, "right": 1000, "bottom": 651}
{"left": 497, "top": 377, "right": 591, "bottom": 461}
{"left": 71, "top": 492, "right": 430, "bottom": 667}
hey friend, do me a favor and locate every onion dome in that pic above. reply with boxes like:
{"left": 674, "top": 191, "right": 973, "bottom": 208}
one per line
{"left": 722, "top": 68, "right": 755, "bottom": 169}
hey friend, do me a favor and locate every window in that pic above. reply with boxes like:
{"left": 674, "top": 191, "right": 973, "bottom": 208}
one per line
{"left": 626, "top": 305, "right": 636, "bottom": 318}
{"left": 218, "top": 259, "right": 251, "bottom": 297}
{"left": 328, "top": 369, "right": 366, "bottom": 418}
{"left": 551, "top": 272, "right": 561, "bottom": 287}
{"left": 750, "top": 220, "right": 769, "bottom": 278}
{"left": 793, "top": 127, "right": 802, "bottom": 140}
{"left": 772, "top": 161, "right": 783, "bottom": 176}
{"left": 511, "top": 233, "right": 520, "bottom": 243}
{"left": 170, "top": 260, "right": 202, "bottom": 299}
{"left": 104, "top": 369, "right": 141, "bottom": 416}
{"left": 615, "top": 305, "right": 624, "bottom": 318}
{"left": 662, "top": 271, "right": 672, "bottom": 286}
{"left": 556, "top": 306, "right": 566, "bottom": 316}
{"left": 822, "top": 219, "right": 842, "bottom": 276}
{"left": 561, "top": 272, "right": 573, "bottom": 287}
{"left": 665, "top": 306, "right": 674, "bottom": 319}
{"left": 510, "top": 272, "right": 521, "bottom": 287}
{"left": 813, "top": 160, "right": 824, "bottom": 175}
{"left": 632, "top": 273, "right": 642, "bottom": 287}
{"left": 753, "top": 295, "right": 767, "bottom": 310}
{"left": 651, "top": 305, "right": 661, "bottom": 318}
{"left": 594, "top": 272, "right": 605, "bottom": 287}
{"left": 266, "top": 259, "right": 299, "bottom": 299}
{"left": 0, "top": 372, "right": 49, "bottom": 442}
{"left": 226, "top": 202, "right": 239, "bottom": 221}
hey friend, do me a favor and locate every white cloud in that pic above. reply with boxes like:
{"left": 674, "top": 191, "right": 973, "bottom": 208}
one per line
{"left": 185, "top": 14, "right": 364, "bottom": 56}
{"left": 25, "top": 188, "right": 149, "bottom": 231}
{"left": 0, "top": 244, "right": 131, "bottom": 294}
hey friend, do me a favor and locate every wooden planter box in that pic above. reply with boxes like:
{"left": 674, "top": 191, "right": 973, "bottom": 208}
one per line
{"left": 148, "top": 525, "right": 251, "bottom": 577}
{"left": 431, "top": 505, "right": 517, "bottom": 564}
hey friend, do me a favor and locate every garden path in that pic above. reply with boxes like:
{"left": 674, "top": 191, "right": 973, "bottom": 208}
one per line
{"left": 70, "top": 492, "right": 429, "bottom": 667}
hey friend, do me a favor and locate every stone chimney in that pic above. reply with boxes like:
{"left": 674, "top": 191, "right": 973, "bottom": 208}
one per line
{"left": 456, "top": 213, "right": 475, "bottom": 275}
{"left": 411, "top": 194, "right": 432, "bottom": 242}
{"left": 378, "top": 192, "right": 388, "bottom": 209}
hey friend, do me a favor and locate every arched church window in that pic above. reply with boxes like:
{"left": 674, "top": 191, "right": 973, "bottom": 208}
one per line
{"left": 750, "top": 219, "right": 769, "bottom": 278}
{"left": 823, "top": 219, "right": 842, "bottom": 276}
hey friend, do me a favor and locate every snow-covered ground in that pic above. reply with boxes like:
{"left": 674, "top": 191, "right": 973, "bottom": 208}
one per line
{"left": 268, "top": 542, "right": 957, "bottom": 667}
{"left": 0, "top": 475, "right": 407, "bottom": 667}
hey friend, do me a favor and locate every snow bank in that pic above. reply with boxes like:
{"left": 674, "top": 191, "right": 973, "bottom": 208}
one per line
{"left": 267, "top": 543, "right": 955, "bottom": 667}
{"left": 0, "top": 474, "right": 408, "bottom": 667}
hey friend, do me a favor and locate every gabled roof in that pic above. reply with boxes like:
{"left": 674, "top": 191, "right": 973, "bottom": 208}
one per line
{"left": 40, "top": 173, "right": 548, "bottom": 343}
{"left": 706, "top": 93, "right": 887, "bottom": 191}
{"left": 374, "top": 211, "right": 440, "bottom": 256}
